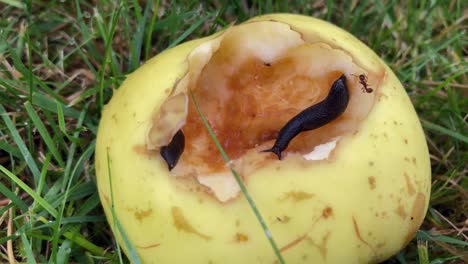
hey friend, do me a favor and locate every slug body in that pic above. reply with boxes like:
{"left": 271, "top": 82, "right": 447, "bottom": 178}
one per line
{"left": 262, "top": 74, "right": 349, "bottom": 160}
{"left": 160, "top": 129, "right": 185, "bottom": 170}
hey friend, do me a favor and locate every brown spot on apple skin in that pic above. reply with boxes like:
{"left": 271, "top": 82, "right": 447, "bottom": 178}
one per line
{"left": 171, "top": 206, "right": 211, "bottom": 240}
{"left": 103, "top": 194, "right": 110, "bottom": 204}
{"left": 352, "top": 216, "right": 373, "bottom": 251}
{"left": 276, "top": 215, "right": 291, "bottom": 223}
{"left": 404, "top": 193, "right": 426, "bottom": 245}
{"left": 395, "top": 204, "right": 407, "bottom": 219}
{"left": 136, "top": 243, "right": 161, "bottom": 249}
{"left": 235, "top": 233, "right": 249, "bottom": 242}
{"left": 280, "top": 234, "right": 308, "bottom": 252}
{"left": 134, "top": 208, "right": 153, "bottom": 222}
{"left": 403, "top": 172, "right": 416, "bottom": 196}
{"left": 404, "top": 138, "right": 408, "bottom": 144}
{"left": 307, "top": 232, "right": 331, "bottom": 260}
{"left": 368, "top": 176, "right": 376, "bottom": 190}
{"left": 322, "top": 207, "right": 333, "bottom": 218}
{"left": 279, "top": 191, "right": 314, "bottom": 202}
{"left": 133, "top": 144, "right": 158, "bottom": 157}
{"left": 376, "top": 242, "right": 386, "bottom": 249}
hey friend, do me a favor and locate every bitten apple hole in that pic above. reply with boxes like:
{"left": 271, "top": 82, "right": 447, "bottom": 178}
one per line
{"left": 148, "top": 21, "right": 382, "bottom": 202}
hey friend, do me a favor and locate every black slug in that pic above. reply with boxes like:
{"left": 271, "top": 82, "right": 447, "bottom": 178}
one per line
{"left": 160, "top": 129, "right": 185, "bottom": 170}
{"left": 262, "top": 74, "right": 350, "bottom": 160}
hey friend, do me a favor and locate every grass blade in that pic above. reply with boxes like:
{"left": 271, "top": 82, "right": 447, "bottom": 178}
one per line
{"left": 145, "top": 0, "right": 160, "bottom": 60}
{"left": 0, "top": 0, "right": 25, "bottom": 8}
{"left": 98, "top": 3, "right": 122, "bottom": 109}
{"left": 51, "top": 143, "right": 93, "bottom": 262}
{"left": 56, "top": 239, "right": 72, "bottom": 264}
{"left": 24, "top": 102, "right": 65, "bottom": 167}
{"left": 0, "top": 181, "right": 29, "bottom": 212}
{"left": 189, "top": 90, "right": 285, "bottom": 264}
{"left": 0, "top": 140, "right": 21, "bottom": 159}
{"left": 62, "top": 227, "right": 111, "bottom": 258}
{"left": 168, "top": 15, "right": 211, "bottom": 49}
{"left": 0, "top": 165, "right": 57, "bottom": 218}
{"left": 421, "top": 119, "right": 468, "bottom": 144}
{"left": 20, "top": 232, "right": 37, "bottom": 264}
{"left": 56, "top": 102, "right": 80, "bottom": 144}
{"left": 418, "top": 239, "right": 430, "bottom": 264}
{"left": 417, "top": 230, "right": 468, "bottom": 246}
{"left": 36, "top": 153, "right": 51, "bottom": 197}
{"left": 0, "top": 104, "right": 41, "bottom": 185}
{"left": 128, "top": 0, "right": 151, "bottom": 70}
{"left": 107, "top": 149, "right": 142, "bottom": 264}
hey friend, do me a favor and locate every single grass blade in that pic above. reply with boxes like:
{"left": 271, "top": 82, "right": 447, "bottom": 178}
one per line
{"left": 60, "top": 215, "right": 106, "bottom": 224}
{"left": 0, "top": 0, "right": 25, "bottom": 8}
{"left": 56, "top": 239, "right": 72, "bottom": 264}
{"left": 56, "top": 102, "right": 80, "bottom": 144}
{"left": 24, "top": 102, "right": 65, "bottom": 167}
{"left": 421, "top": 119, "right": 468, "bottom": 144}
{"left": 0, "top": 235, "right": 19, "bottom": 246}
{"left": 0, "top": 165, "right": 57, "bottom": 217}
{"left": 417, "top": 239, "right": 429, "bottom": 264}
{"left": 0, "top": 181, "right": 29, "bottom": 212}
{"left": 107, "top": 149, "right": 142, "bottom": 264}
{"left": 0, "top": 203, "right": 14, "bottom": 219}
{"left": 76, "top": 192, "right": 101, "bottom": 216}
{"left": 20, "top": 232, "right": 37, "bottom": 264}
{"left": 128, "top": 0, "right": 151, "bottom": 70}
{"left": 167, "top": 15, "right": 211, "bottom": 49}
{"left": 0, "top": 140, "right": 22, "bottom": 159}
{"left": 145, "top": 0, "right": 160, "bottom": 60}
{"left": 36, "top": 153, "right": 51, "bottom": 197}
{"left": 130, "top": 0, "right": 143, "bottom": 22}
{"left": 417, "top": 230, "right": 468, "bottom": 246}
{"left": 189, "top": 90, "right": 286, "bottom": 264}
{"left": 62, "top": 228, "right": 111, "bottom": 258}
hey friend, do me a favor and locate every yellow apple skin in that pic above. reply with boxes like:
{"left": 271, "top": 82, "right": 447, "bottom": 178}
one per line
{"left": 95, "top": 14, "right": 431, "bottom": 263}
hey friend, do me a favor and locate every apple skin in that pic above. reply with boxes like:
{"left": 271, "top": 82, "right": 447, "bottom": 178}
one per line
{"left": 95, "top": 14, "right": 431, "bottom": 263}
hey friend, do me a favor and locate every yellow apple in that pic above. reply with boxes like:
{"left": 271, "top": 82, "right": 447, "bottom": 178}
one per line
{"left": 95, "top": 14, "right": 431, "bottom": 263}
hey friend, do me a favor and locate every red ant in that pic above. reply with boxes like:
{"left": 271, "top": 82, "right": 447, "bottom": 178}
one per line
{"left": 353, "top": 73, "right": 373, "bottom": 93}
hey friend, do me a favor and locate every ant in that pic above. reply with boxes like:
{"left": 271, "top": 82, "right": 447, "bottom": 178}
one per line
{"left": 353, "top": 73, "right": 373, "bottom": 93}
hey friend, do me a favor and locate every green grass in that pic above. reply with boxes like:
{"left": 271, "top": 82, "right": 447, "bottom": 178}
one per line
{"left": 0, "top": 0, "right": 466, "bottom": 263}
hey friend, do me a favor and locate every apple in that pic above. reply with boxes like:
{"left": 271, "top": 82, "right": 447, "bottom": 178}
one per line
{"left": 95, "top": 14, "right": 431, "bottom": 263}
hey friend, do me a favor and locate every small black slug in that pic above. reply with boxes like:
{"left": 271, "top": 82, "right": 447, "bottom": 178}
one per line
{"left": 160, "top": 129, "right": 185, "bottom": 170}
{"left": 262, "top": 74, "right": 349, "bottom": 160}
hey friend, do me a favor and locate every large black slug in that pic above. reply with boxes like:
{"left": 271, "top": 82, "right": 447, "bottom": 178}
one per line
{"left": 262, "top": 74, "right": 350, "bottom": 160}
{"left": 160, "top": 129, "right": 185, "bottom": 170}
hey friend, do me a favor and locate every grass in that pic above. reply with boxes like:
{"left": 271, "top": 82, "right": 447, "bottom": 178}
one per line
{"left": 0, "top": 0, "right": 466, "bottom": 263}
